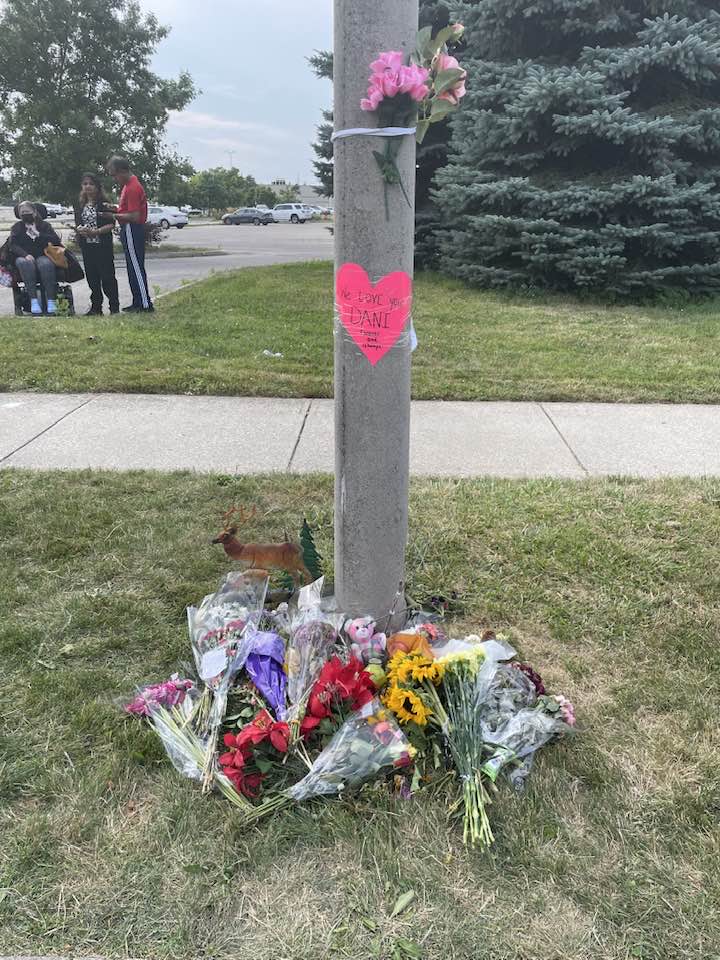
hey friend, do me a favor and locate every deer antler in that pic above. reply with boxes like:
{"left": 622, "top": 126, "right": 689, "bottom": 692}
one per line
{"left": 221, "top": 505, "right": 257, "bottom": 530}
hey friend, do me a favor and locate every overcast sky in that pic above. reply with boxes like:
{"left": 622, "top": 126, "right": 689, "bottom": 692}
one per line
{"left": 143, "top": 0, "right": 333, "bottom": 185}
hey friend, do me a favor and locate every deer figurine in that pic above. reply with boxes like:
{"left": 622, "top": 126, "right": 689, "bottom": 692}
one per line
{"left": 211, "top": 506, "right": 312, "bottom": 585}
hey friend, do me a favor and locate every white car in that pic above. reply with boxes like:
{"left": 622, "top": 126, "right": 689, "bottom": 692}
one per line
{"left": 147, "top": 205, "right": 188, "bottom": 229}
{"left": 272, "top": 202, "right": 315, "bottom": 223}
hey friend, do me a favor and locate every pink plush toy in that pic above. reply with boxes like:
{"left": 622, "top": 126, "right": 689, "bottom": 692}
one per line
{"left": 344, "top": 617, "right": 386, "bottom": 663}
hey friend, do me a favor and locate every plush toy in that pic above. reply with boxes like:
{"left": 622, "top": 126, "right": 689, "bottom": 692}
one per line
{"left": 344, "top": 616, "right": 386, "bottom": 664}
{"left": 386, "top": 623, "right": 440, "bottom": 660}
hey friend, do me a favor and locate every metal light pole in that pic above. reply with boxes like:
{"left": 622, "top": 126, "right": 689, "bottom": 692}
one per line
{"left": 333, "top": 0, "right": 418, "bottom": 622}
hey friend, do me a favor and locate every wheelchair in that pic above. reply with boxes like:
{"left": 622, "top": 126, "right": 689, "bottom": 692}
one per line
{"left": 12, "top": 274, "right": 76, "bottom": 316}
{"left": 7, "top": 202, "right": 77, "bottom": 316}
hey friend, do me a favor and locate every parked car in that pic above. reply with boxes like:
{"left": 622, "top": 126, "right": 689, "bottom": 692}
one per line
{"left": 147, "top": 205, "right": 188, "bottom": 229}
{"left": 272, "top": 202, "right": 315, "bottom": 223}
{"left": 222, "top": 207, "right": 275, "bottom": 225}
{"left": 40, "top": 202, "right": 71, "bottom": 218}
{"left": 180, "top": 205, "right": 202, "bottom": 216}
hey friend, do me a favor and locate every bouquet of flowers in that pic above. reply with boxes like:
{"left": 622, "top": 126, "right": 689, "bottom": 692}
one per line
{"left": 285, "top": 578, "right": 341, "bottom": 727}
{"left": 219, "top": 707, "right": 292, "bottom": 799}
{"left": 124, "top": 674, "right": 195, "bottom": 717}
{"left": 244, "top": 630, "right": 287, "bottom": 721}
{"left": 434, "top": 645, "right": 496, "bottom": 847}
{"left": 147, "top": 695, "right": 252, "bottom": 810}
{"left": 187, "top": 571, "right": 269, "bottom": 787}
{"left": 359, "top": 24, "right": 467, "bottom": 214}
{"left": 299, "top": 654, "right": 377, "bottom": 741}
{"left": 481, "top": 695, "right": 576, "bottom": 788}
{"left": 241, "top": 698, "right": 414, "bottom": 823}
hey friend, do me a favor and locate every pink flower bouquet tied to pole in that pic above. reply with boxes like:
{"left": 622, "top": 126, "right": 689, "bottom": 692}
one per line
{"left": 352, "top": 25, "right": 467, "bottom": 216}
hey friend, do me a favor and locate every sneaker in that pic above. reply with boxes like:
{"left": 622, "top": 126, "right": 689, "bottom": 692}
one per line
{"left": 141, "top": 304, "right": 155, "bottom": 313}
{"left": 122, "top": 305, "right": 140, "bottom": 313}
{"left": 30, "top": 298, "right": 42, "bottom": 315}
{"left": 85, "top": 307, "right": 103, "bottom": 316}
{"left": 46, "top": 300, "right": 57, "bottom": 315}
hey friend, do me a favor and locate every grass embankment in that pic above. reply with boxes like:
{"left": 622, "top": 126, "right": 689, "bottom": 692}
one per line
{"left": 1, "top": 470, "right": 719, "bottom": 959}
{"left": 1, "top": 261, "right": 719, "bottom": 401}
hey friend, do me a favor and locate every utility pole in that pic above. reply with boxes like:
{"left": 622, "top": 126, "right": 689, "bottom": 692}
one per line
{"left": 333, "top": 0, "right": 418, "bottom": 621}
{"left": 226, "top": 150, "right": 235, "bottom": 169}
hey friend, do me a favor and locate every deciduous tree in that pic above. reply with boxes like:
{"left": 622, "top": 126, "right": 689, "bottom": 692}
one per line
{"left": 0, "top": 0, "right": 195, "bottom": 202}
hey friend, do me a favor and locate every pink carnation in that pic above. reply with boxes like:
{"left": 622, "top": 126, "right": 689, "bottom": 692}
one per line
{"left": 125, "top": 674, "right": 194, "bottom": 717}
{"left": 360, "top": 51, "right": 430, "bottom": 111}
{"left": 434, "top": 52, "right": 467, "bottom": 105}
{"left": 554, "top": 695, "right": 576, "bottom": 727}
{"left": 370, "top": 50, "right": 404, "bottom": 74}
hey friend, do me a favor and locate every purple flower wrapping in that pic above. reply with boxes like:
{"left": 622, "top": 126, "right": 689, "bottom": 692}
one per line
{"left": 245, "top": 630, "right": 288, "bottom": 721}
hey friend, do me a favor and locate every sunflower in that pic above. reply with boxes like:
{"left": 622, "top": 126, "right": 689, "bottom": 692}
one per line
{"left": 411, "top": 658, "right": 445, "bottom": 685}
{"left": 386, "top": 651, "right": 407, "bottom": 685}
{"left": 383, "top": 684, "right": 431, "bottom": 726}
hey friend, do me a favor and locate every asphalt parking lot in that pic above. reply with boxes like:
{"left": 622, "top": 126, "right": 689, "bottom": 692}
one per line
{"left": 0, "top": 219, "right": 333, "bottom": 315}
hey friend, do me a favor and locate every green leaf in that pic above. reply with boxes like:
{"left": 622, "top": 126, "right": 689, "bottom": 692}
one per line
{"left": 433, "top": 25, "right": 462, "bottom": 50}
{"left": 360, "top": 916, "right": 379, "bottom": 932}
{"left": 430, "top": 98, "right": 456, "bottom": 122}
{"left": 254, "top": 755, "right": 273, "bottom": 774}
{"left": 433, "top": 68, "right": 465, "bottom": 97}
{"left": 415, "top": 25, "right": 432, "bottom": 61}
{"left": 395, "top": 938, "right": 422, "bottom": 959}
{"left": 390, "top": 888, "right": 416, "bottom": 917}
{"left": 415, "top": 119, "right": 430, "bottom": 144}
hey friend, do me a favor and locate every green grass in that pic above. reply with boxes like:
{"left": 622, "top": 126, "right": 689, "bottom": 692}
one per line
{"left": 1, "top": 470, "right": 719, "bottom": 959}
{"left": 1, "top": 261, "right": 719, "bottom": 401}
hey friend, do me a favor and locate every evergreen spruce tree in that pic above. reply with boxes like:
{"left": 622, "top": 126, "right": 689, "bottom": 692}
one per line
{"left": 299, "top": 520, "right": 323, "bottom": 581}
{"left": 435, "top": 1, "right": 720, "bottom": 296}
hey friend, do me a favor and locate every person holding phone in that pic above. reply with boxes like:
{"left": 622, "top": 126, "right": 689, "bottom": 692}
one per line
{"left": 106, "top": 155, "right": 153, "bottom": 312}
{"left": 74, "top": 173, "right": 119, "bottom": 315}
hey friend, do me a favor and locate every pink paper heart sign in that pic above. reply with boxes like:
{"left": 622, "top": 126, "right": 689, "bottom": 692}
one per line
{"left": 335, "top": 262, "right": 413, "bottom": 366}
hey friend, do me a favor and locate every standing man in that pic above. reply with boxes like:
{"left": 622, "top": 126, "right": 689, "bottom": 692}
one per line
{"left": 107, "top": 156, "right": 153, "bottom": 312}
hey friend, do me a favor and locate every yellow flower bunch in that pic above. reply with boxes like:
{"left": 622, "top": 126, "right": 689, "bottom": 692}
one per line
{"left": 383, "top": 684, "right": 431, "bottom": 726}
{"left": 398, "top": 653, "right": 445, "bottom": 686}
{"left": 435, "top": 645, "right": 485, "bottom": 673}
{"left": 383, "top": 650, "right": 453, "bottom": 728}
{"left": 386, "top": 650, "right": 407, "bottom": 686}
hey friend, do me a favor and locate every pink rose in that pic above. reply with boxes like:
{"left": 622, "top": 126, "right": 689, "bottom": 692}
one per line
{"left": 434, "top": 52, "right": 467, "bottom": 105}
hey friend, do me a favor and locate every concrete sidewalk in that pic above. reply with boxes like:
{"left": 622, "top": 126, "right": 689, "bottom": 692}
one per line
{"left": 2, "top": 392, "right": 720, "bottom": 477}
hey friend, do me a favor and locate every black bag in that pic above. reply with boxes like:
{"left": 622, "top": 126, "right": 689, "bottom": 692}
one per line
{"left": 64, "top": 248, "right": 85, "bottom": 283}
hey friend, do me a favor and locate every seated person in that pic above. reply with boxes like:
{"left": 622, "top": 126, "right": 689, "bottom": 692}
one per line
{"left": 9, "top": 201, "right": 63, "bottom": 315}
